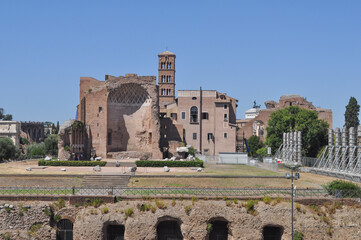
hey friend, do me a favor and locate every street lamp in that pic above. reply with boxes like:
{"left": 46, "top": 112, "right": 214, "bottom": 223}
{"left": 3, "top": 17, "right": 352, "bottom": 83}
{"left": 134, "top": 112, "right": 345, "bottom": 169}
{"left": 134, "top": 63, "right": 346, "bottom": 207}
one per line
{"left": 285, "top": 166, "right": 300, "bottom": 240}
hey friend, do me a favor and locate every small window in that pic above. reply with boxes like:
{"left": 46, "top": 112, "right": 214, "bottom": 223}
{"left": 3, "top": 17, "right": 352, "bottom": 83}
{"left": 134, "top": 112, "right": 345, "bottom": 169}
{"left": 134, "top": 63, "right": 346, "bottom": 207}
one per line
{"left": 224, "top": 114, "right": 228, "bottom": 122}
{"left": 161, "top": 89, "right": 166, "bottom": 95}
{"left": 202, "top": 112, "right": 209, "bottom": 120}
{"left": 97, "top": 123, "right": 99, "bottom": 127}
{"left": 181, "top": 112, "right": 186, "bottom": 120}
{"left": 224, "top": 104, "right": 228, "bottom": 109}
{"left": 207, "top": 133, "right": 213, "bottom": 141}
{"left": 167, "top": 62, "right": 172, "bottom": 69}
{"left": 161, "top": 62, "right": 166, "bottom": 69}
{"left": 161, "top": 76, "right": 166, "bottom": 82}
{"left": 167, "top": 76, "right": 171, "bottom": 82}
{"left": 224, "top": 133, "right": 228, "bottom": 138}
{"left": 193, "top": 133, "right": 197, "bottom": 140}
{"left": 192, "top": 97, "right": 197, "bottom": 100}
{"left": 99, "top": 106, "right": 103, "bottom": 112}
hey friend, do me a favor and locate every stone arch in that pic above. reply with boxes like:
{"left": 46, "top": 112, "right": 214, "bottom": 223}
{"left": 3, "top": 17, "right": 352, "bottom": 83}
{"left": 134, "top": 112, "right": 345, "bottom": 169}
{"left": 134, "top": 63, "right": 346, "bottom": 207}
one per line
{"left": 206, "top": 217, "right": 229, "bottom": 240}
{"left": 262, "top": 225, "right": 284, "bottom": 240}
{"left": 102, "top": 221, "right": 125, "bottom": 240}
{"left": 56, "top": 219, "right": 73, "bottom": 240}
{"left": 156, "top": 216, "right": 183, "bottom": 240}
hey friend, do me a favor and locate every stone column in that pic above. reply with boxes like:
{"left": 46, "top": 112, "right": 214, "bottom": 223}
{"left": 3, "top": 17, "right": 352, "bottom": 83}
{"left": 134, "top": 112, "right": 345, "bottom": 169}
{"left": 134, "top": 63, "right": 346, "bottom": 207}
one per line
{"left": 349, "top": 127, "right": 356, "bottom": 169}
{"left": 297, "top": 131, "right": 302, "bottom": 163}
{"left": 341, "top": 126, "right": 349, "bottom": 170}
{"left": 282, "top": 133, "right": 286, "bottom": 161}
{"left": 328, "top": 129, "right": 334, "bottom": 167}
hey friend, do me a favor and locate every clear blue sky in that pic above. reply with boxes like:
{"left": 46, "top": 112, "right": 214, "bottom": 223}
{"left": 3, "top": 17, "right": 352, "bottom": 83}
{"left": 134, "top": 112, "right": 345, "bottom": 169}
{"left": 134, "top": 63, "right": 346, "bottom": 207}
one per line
{"left": 1, "top": 0, "right": 360, "bottom": 129}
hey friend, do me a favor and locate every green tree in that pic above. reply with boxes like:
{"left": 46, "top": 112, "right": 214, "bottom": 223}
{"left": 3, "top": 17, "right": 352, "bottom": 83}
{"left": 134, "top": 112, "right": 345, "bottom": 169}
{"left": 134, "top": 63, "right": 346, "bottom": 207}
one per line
{"left": 44, "top": 134, "right": 58, "bottom": 156}
{"left": 0, "top": 138, "right": 16, "bottom": 161}
{"left": 26, "top": 142, "right": 45, "bottom": 158}
{"left": 0, "top": 108, "right": 12, "bottom": 121}
{"left": 344, "top": 96, "right": 360, "bottom": 129}
{"left": 266, "top": 106, "right": 329, "bottom": 157}
{"left": 247, "top": 135, "right": 264, "bottom": 156}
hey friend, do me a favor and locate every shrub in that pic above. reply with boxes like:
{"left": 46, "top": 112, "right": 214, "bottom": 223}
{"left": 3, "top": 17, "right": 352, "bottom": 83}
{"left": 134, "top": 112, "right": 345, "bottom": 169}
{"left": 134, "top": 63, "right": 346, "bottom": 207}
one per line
{"left": 191, "top": 196, "right": 198, "bottom": 205}
{"left": 38, "top": 160, "right": 107, "bottom": 167}
{"left": 294, "top": 231, "right": 304, "bottom": 240}
{"left": 155, "top": 200, "right": 167, "bottom": 209}
{"left": 171, "top": 198, "right": 176, "bottom": 206}
{"left": 5, "top": 207, "right": 11, "bottom": 213}
{"left": 54, "top": 214, "right": 61, "bottom": 222}
{"left": 206, "top": 223, "right": 213, "bottom": 234}
{"left": 295, "top": 203, "right": 301, "bottom": 212}
{"left": 323, "top": 180, "right": 361, "bottom": 198}
{"left": 26, "top": 142, "right": 45, "bottom": 158}
{"left": 124, "top": 208, "right": 133, "bottom": 219}
{"left": 29, "top": 223, "right": 42, "bottom": 236}
{"left": 262, "top": 196, "right": 271, "bottom": 204}
{"left": 92, "top": 198, "right": 104, "bottom": 208}
{"left": 225, "top": 200, "right": 232, "bottom": 207}
{"left": 184, "top": 205, "right": 192, "bottom": 215}
{"left": 135, "top": 160, "right": 203, "bottom": 168}
{"left": 54, "top": 198, "right": 65, "bottom": 209}
{"left": 233, "top": 199, "right": 238, "bottom": 204}
{"left": 151, "top": 206, "right": 156, "bottom": 213}
{"left": 43, "top": 207, "right": 52, "bottom": 217}
{"left": 101, "top": 207, "right": 109, "bottom": 214}
{"left": 140, "top": 203, "right": 152, "bottom": 212}
{"left": 246, "top": 200, "right": 257, "bottom": 215}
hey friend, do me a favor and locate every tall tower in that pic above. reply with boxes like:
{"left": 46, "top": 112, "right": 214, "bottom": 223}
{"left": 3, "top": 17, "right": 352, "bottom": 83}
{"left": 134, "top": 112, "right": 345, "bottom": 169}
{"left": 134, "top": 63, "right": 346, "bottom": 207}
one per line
{"left": 158, "top": 51, "right": 176, "bottom": 111}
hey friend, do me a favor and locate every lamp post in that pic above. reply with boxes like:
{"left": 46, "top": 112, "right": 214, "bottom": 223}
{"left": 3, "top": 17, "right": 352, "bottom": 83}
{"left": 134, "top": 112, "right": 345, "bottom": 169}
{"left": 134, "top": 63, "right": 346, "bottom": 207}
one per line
{"left": 286, "top": 166, "right": 299, "bottom": 240}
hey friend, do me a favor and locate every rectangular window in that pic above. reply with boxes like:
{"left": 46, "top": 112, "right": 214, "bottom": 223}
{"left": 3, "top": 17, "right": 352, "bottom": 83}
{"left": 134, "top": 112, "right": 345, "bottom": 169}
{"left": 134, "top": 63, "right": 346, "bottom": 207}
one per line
{"left": 202, "top": 112, "right": 209, "bottom": 120}
{"left": 161, "top": 89, "right": 166, "bottom": 95}
{"left": 224, "top": 113, "right": 228, "bottom": 122}
{"left": 193, "top": 133, "right": 197, "bottom": 140}
{"left": 161, "top": 62, "right": 166, "bottom": 69}
{"left": 98, "top": 106, "right": 103, "bottom": 112}
{"left": 107, "top": 130, "right": 112, "bottom": 145}
{"left": 181, "top": 112, "right": 186, "bottom": 119}
{"left": 161, "top": 76, "right": 166, "bottom": 82}
{"left": 224, "top": 104, "right": 228, "bottom": 109}
{"left": 207, "top": 133, "right": 213, "bottom": 141}
{"left": 224, "top": 132, "right": 228, "bottom": 138}
{"left": 167, "top": 76, "right": 171, "bottom": 82}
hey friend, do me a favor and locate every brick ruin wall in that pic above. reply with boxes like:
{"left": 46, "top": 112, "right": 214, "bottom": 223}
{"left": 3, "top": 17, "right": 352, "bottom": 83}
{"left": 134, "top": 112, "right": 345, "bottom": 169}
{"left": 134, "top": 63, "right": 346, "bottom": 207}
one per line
{"left": 0, "top": 199, "right": 360, "bottom": 240}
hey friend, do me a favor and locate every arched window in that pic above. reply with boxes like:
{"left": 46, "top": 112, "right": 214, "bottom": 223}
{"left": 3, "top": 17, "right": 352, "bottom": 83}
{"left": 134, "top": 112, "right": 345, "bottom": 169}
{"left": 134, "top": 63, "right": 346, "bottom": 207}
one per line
{"left": 263, "top": 225, "right": 284, "bottom": 240}
{"left": 157, "top": 220, "right": 183, "bottom": 240}
{"left": 57, "top": 219, "right": 73, "bottom": 240}
{"left": 105, "top": 224, "right": 125, "bottom": 240}
{"left": 190, "top": 106, "right": 198, "bottom": 123}
{"left": 208, "top": 220, "right": 228, "bottom": 240}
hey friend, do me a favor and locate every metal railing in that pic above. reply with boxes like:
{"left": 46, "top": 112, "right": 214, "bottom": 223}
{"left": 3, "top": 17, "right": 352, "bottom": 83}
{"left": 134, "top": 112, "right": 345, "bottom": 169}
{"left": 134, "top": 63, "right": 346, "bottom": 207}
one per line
{"left": 0, "top": 186, "right": 360, "bottom": 200}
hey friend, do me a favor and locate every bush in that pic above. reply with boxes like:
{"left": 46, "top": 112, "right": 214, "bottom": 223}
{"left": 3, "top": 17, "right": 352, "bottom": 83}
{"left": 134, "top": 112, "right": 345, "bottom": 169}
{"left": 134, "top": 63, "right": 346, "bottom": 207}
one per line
{"left": 262, "top": 196, "right": 271, "bottom": 204}
{"left": 54, "top": 214, "right": 61, "bottom": 222}
{"left": 0, "top": 138, "right": 16, "bottom": 161}
{"left": 294, "top": 230, "right": 304, "bottom": 240}
{"left": 323, "top": 180, "right": 361, "bottom": 198}
{"left": 38, "top": 160, "right": 107, "bottom": 167}
{"left": 135, "top": 160, "right": 203, "bottom": 168}
{"left": 44, "top": 134, "right": 58, "bottom": 156}
{"left": 124, "top": 208, "right": 133, "bottom": 219}
{"left": 246, "top": 200, "right": 257, "bottom": 215}
{"left": 184, "top": 205, "right": 192, "bottom": 215}
{"left": 26, "top": 142, "right": 45, "bottom": 158}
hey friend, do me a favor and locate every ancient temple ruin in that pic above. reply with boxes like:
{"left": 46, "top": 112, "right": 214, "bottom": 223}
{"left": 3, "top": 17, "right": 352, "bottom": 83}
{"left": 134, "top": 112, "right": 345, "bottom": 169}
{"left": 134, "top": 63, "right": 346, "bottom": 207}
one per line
{"left": 58, "top": 74, "right": 161, "bottom": 160}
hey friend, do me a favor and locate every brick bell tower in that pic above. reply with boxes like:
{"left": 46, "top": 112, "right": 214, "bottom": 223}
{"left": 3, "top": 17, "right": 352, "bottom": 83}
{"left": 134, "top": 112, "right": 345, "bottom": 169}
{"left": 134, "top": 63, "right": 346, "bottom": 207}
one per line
{"left": 158, "top": 51, "right": 176, "bottom": 112}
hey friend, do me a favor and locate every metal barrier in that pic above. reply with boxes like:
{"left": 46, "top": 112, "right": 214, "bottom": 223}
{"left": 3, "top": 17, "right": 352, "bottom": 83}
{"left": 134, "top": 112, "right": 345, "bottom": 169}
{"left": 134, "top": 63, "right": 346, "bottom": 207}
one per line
{"left": 0, "top": 186, "right": 360, "bottom": 200}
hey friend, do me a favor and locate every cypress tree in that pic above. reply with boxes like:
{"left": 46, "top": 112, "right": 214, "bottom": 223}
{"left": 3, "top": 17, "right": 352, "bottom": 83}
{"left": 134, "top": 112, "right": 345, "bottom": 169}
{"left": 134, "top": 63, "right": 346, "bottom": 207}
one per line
{"left": 345, "top": 97, "right": 360, "bottom": 129}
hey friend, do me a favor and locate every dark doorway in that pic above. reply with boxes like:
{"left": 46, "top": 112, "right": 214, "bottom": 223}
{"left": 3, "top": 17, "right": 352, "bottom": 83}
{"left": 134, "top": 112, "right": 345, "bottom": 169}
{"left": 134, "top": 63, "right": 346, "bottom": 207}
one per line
{"left": 209, "top": 220, "right": 228, "bottom": 240}
{"left": 157, "top": 220, "right": 183, "bottom": 240}
{"left": 263, "top": 226, "right": 283, "bottom": 240}
{"left": 56, "top": 219, "right": 73, "bottom": 240}
{"left": 106, "top": 224, "right": 125, "bottom": 240}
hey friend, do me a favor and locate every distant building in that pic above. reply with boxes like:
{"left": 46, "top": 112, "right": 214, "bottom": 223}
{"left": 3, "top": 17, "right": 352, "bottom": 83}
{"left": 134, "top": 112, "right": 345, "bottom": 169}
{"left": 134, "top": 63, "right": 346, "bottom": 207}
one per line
{"left": 0, "top": 121, "right": 20, "bottom": 146}
{"left": 20, "top": 121, "right": 44, "bottom": 143}
{"left": 236, "top": 95, "right": 333, "bottom": 151}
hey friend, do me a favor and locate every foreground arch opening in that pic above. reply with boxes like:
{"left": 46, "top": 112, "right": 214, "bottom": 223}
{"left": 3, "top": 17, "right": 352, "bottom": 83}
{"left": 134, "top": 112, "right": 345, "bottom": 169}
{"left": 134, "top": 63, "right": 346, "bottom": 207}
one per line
{"left": 103, "top": 222, "right": 125, "bottom": 240}
{"left": 56, "top": 219, "right": 73, "bottom": 240}
{"left": 207, "top": 219, "right": 228, "bottom": 240}
{"left": 157, "top": 217, "right": 183, "bottom": 240}
{"left": 262, "top": 225, "right": 284, "bottom": 240}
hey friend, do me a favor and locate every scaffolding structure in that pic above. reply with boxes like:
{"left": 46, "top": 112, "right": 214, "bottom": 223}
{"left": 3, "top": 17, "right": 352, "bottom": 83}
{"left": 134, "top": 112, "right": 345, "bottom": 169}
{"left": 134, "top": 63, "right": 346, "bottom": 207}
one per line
{"left": 274, "top": 131, "right": 302, "bottom": 164}
{"left": 312, "top": 126, "right": 361, "bottom": 182}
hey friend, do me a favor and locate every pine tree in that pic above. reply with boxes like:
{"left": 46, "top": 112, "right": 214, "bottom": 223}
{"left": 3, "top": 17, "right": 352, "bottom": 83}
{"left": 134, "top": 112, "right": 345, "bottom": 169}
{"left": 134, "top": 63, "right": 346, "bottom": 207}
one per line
{"left": 345, "top": 97, "right": 360, "bottom": 129}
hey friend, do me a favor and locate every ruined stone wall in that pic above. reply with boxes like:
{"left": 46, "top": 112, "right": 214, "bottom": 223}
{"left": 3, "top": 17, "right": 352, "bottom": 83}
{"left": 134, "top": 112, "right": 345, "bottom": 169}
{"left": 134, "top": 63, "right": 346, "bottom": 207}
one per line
{"left": 0, "top": 199, "right": 360, "bottom": 240}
